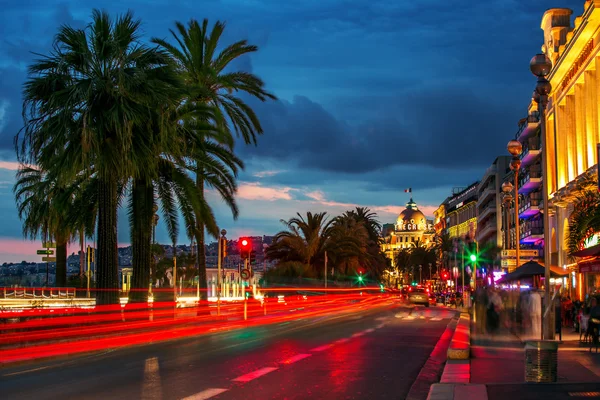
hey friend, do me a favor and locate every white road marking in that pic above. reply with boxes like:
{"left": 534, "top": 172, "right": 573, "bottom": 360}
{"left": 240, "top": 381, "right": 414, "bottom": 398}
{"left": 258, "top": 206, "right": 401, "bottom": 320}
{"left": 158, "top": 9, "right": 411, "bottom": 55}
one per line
{"left": 280, "top": 353, "right": 312, "bottom": 364}
{"left": 180, "top": 388, "right": 229, "bottom": 400}
{"left": 142, "top": 357, "right": 162, "bottom": 399}
{"left": 232, "top": 367, "right": 278, "bottom": 382}
{"left": 310, "top": 344, "right": 333, "bottom": 352}
{"left": 364, "top": 328, "right": 375, "bottom": 333}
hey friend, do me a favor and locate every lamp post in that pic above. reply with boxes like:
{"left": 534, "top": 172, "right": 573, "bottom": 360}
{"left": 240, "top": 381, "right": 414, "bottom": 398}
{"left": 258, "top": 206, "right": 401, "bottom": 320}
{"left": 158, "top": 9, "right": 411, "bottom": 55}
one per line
{"left": 419, "top": 265, "right": 422, "bottom": 284}
{"left": 428, "top": 263, "right": 432, "bottom": 281}
{"left": 217, "top": 229, "right": 227, "bottom": 316}
{"left": 502, "top": 182, "right": 515, "bottom": 267}
{"left": 507, "top": 142, "right": 522, "bottom": 274}
{"left": 530, "top": 53, "right": 553, "bottom": 340}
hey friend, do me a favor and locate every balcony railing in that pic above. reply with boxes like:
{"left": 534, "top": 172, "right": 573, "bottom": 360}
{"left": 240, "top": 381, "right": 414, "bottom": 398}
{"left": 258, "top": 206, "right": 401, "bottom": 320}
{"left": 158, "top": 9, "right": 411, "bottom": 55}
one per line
{"left": 519, "top": 194, "right": 542, "bottom": 218}
{"left": 520, "top": 137, "right": 541, "bottom": 166}
{"left": 516, "top": 113, "right": 540, "bottom": 141}
{"left": 520, "top": 225, "right": 543, "bottom": 243}
{"left": 518, "top": 169, "right": 542, "bottom": 194}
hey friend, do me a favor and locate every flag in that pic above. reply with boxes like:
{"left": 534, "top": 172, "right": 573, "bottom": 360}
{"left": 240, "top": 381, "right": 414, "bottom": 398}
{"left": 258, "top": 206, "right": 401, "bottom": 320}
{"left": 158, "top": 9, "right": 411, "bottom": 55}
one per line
{"left": 404, "top": 188, "right": 412, "bottom": 193}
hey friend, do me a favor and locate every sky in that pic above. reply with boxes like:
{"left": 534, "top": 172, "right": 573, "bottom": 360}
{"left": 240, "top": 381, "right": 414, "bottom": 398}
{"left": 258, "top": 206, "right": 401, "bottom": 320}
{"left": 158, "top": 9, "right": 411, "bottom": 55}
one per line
{"left": 0, "top": 0, "right": 585, "bottom": 262}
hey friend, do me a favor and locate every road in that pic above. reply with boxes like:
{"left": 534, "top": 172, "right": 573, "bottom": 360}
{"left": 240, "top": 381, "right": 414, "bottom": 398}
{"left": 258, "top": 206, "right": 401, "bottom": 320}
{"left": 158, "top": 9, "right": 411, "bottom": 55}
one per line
{"left": 0, "top": 303, "right": 457, "bottom": 400}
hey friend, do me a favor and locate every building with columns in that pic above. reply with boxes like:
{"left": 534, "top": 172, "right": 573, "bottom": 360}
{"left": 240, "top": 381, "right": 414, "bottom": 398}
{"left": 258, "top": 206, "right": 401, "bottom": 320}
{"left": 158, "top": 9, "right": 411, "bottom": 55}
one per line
{"left": 381, "top": 198, "right": 435, "bottom": 267}
{"left": 538, "top": 3, "right": 600, "bottom": 298}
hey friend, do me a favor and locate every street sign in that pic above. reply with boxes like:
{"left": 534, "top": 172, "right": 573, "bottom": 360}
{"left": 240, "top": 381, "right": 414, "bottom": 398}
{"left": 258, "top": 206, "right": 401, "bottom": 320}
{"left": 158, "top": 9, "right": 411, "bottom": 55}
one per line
{"left": 42, "top": 256, "right": 56, "bottom": 262}
{"left": 37, "top": 249, "right": 54, "bottom": 255}
{"left": 42, "top": 242, "right": 56, "bottom": 248}
{"left": 240, "top": 269, "right": 251, "bottom": 280}
{"left": 501, "top": 249, "right": 540, "bottom": 258}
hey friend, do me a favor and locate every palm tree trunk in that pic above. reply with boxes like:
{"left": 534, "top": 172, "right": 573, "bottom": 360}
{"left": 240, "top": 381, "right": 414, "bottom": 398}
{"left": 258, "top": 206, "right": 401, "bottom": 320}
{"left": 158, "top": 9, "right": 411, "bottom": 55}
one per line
{"left": 195, "top": 173, "right": 208, "bottom": 302}
{"left": 55, "top": 232, "right": 67, "bottom": 287}
{"left": 129, "top": 179, "right": 153, "bottom": 304}
{"left": 96, "top": 177, "right": 119, "bottom": 305}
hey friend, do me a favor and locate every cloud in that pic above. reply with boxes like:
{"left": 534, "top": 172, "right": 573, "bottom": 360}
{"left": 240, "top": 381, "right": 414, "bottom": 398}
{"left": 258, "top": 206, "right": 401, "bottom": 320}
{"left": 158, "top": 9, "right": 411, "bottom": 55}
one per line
{"left": 253, "top": 169, "right": 286, "bottom": 178}
{"left": 0, "top": 161, "right": 20, "bottom": 171}
{"left": 236, "top": 181, "right": 295, "bottom": 201}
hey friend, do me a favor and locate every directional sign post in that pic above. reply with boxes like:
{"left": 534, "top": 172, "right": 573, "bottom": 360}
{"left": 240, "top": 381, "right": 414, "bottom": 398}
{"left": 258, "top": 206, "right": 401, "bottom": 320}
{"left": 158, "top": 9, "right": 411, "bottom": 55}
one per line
{"left": 42, "top": 242, "right": 56, "bottom": 248}
{"left": 42, "top": 256, "right": 56, "bottom": 262}
{"left": 37, "top": 249, "right": 54, "bottom": 255}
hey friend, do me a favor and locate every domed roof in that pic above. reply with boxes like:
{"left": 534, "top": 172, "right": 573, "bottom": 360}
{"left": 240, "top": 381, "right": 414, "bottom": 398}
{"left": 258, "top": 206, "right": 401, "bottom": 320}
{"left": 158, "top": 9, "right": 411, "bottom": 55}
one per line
{"left": 396, "top": 198, "right": 427, "bottom": 230}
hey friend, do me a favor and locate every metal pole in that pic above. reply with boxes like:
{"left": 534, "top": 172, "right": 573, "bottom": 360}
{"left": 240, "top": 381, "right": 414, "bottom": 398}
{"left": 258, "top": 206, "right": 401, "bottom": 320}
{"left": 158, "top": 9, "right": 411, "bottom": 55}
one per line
{"left": 173, "top": 246, "right": 177, "bottom": 304}
{"left": 217, "top": 236, "right": 222, "bottom": 316}
{"left": 540, "top": 92, "right": 552, "bottom": 340}
{"left": 87, "top": 245, "right": 91, "bottom": 298}
{"left": 514, "top": 170, "right": 521, "bottom": 272}
{"left": 461, "top": 242, "right": 465, "bottom": 303}
{"left": 324, "top": 251, "right": 328, "bottom": 290}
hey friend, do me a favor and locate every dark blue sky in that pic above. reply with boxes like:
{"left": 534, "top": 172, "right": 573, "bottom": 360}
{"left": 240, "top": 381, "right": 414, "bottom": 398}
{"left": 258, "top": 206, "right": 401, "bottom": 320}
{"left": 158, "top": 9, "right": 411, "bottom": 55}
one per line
{"left": 0, "top": 0, "right": 585, "bottom": 261}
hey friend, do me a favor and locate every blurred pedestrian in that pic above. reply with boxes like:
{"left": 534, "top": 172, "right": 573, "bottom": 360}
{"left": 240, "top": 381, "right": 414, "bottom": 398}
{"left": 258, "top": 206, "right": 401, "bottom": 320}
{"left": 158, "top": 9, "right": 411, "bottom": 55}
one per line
{"left": 530, "top": 289, "right": 542, "bottom": 340}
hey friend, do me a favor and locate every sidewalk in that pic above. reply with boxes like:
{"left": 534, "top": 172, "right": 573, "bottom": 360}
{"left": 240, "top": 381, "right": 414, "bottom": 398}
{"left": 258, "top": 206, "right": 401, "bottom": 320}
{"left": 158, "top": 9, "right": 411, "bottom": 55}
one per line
{"left": 469, "top": 323, "right": 600, "bottom": 399}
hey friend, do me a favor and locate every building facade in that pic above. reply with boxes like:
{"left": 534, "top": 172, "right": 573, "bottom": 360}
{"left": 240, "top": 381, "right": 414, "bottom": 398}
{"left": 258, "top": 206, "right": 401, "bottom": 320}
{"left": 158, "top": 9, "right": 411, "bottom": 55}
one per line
{"left": 445, "top": 183, "right": 479, "bottom": 241}
{"left": 381, "top": 198, "right": 435, "bottom": 267}
{"left": 538, "top": 4, "right": 600, "bottom": 298}
{"left": 476, "top": 157, "right": 511, "bottom": 252}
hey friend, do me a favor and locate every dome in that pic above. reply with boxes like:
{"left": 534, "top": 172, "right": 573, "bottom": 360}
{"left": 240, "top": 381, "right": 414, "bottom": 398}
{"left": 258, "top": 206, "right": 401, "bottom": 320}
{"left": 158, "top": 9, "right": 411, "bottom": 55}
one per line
{"left": 396, "top": 198, "right": 427, "bottom": 231}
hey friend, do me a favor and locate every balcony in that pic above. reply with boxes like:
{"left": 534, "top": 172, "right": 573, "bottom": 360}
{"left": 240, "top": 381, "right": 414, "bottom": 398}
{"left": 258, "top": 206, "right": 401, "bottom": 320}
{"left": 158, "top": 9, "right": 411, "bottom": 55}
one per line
{"left": 520, "top": 137, "right": 541, "bottom": 167}
{"left": 477, "top": 203, "right": 497, "bottom": 224}
{"left": 519, "top": 193, "right": 542, "bottom": 218}
{"left": 518, "top": 169, "right": 542, "bottom": 194}
{"left": 520, "top": 225, "right": 544, "bottom": 244}
{"left": 516, "top": 113, "right": 540, "bottom": 141}
{"left": 477, "top": 183, "right": 496, "bottom": 206}
{"left": 476, "top": 222, "right": 497, "bottom": 243}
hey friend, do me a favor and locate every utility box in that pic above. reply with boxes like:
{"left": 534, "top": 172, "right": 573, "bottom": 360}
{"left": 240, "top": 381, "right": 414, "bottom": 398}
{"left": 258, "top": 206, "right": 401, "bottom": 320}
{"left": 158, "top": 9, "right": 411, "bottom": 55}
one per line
{"left": 525, "top": 340, "right": 558, "bottom": 383}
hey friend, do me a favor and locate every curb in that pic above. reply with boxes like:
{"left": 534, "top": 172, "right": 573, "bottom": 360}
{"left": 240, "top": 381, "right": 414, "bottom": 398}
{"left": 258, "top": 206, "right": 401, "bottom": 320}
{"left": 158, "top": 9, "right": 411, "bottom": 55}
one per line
{"left": 447, "top": 312, "right": 470, "bottom": 360}
{"left": 426, "top": 311, "right": 489, "bottom": 400}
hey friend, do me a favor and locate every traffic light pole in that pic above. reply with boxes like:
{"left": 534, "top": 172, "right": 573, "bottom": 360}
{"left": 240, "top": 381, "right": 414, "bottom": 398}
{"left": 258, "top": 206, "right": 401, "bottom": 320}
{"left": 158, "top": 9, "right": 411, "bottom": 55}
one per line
{"left": 217, "top": 236, "right": 222, "bottom": 317}
{"left": 86, "top": 245, "right": 91, "bottom": 298}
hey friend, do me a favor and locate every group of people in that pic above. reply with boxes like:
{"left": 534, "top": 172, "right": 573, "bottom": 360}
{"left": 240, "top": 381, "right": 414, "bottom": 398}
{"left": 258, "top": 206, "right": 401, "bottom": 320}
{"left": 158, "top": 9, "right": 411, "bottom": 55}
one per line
{"left": 474, "top": 286, "right": 542, "bottom": 338}
{"left": 473, "top": 286, "right": 600, "bottom": 347}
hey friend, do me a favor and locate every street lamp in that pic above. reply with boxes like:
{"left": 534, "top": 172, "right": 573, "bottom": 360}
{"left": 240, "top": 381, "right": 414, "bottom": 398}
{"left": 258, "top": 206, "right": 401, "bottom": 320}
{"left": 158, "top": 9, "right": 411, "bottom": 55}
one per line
{"left": 217, "top": 229, "right": 227, "bottom": 316}
{"left": 507, "top": 141, "right": 522, "bottom": 274}
{"left": 501, "top": 183, "right": 514, "bottom": 254}
{"left": 530, "top": 53, "right": 552, "bottom": 340}
{"left": 419, "top": 265, "right": 422, "bottom": 284}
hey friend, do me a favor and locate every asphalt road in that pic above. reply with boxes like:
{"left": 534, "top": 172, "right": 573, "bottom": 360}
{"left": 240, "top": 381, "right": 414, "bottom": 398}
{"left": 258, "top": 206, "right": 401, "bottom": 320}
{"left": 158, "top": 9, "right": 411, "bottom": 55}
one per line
{"left": 0, "top": 303, "right": 457, "bottom": 400}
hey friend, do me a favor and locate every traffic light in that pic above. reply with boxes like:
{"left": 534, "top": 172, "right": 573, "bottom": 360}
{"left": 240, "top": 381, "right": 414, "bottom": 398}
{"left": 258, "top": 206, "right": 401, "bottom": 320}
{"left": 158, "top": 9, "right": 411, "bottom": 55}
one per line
{"left": 249, "top": 250, "right": 256, "bottom": 266}
{"left": 220, "top": 237, "right": 227, "bottom": 261}
{"left": 239, "top": 237, "right": 251, "bottom": 259}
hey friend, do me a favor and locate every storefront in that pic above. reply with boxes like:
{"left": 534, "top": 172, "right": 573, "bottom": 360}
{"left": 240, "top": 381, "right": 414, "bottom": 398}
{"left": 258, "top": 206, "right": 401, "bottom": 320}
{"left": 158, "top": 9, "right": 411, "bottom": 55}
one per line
{"left": 571, "top": 243, "right": 600, "bottom": 300}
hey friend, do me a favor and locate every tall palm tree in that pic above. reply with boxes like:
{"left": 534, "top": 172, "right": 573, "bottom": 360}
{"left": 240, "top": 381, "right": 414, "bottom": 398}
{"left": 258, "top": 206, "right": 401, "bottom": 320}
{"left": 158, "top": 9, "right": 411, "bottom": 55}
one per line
{"left": 152, "top": 18, "right": 275, "bottom": 299}
{"left": 17, "top": 10, "right": 181, "bottom": 305}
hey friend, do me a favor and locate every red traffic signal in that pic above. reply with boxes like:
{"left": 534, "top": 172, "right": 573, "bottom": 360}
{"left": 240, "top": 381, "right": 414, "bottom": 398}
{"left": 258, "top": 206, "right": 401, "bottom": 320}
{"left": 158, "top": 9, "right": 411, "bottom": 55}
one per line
{"left": 239, "top": 237, "right": 251, "bottom": 259}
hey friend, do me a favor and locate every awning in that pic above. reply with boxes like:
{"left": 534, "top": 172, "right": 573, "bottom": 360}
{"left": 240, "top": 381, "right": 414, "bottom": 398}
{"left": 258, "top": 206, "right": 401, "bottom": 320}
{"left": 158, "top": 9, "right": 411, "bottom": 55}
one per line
{"left": 571, "top": 243, "right": 600, "bottom": 257}
{"left": 497, "top": 261, "right": 567, "bottom": 284}
{"left": 579, "top": 258, "right": 600, "bottom": 274}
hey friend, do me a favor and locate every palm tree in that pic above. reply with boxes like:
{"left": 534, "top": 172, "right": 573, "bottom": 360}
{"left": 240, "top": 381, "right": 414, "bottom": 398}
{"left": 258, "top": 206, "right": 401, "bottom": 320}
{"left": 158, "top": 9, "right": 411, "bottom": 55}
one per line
{"left": 14, "top": 166, "right": 72, "bottom": 286}
{"left": 17, "top": 10, "right": 181, "bottom": 305}
{"left": 266, "top": 212, "right": 366, "bottom": 279}
{"left": 152, "top": 18, "right": 276, "bottom": 299}
{"left": 567, "top": 187, "right": 600, "bottom": 254}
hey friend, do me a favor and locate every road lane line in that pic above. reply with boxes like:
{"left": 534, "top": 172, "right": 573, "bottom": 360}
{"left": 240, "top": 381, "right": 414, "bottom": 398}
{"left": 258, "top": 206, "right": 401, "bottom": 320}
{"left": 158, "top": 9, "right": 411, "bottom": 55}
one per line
{"left": 280, "top": 353, "right": 312, "bottom": 364}
{"left": 181, "top": 388, "right": 229, "bottom": 400}
{"left": 232, "top": 367, "right": 278, "bottom": 382}
{"left": 310, "top": 344, "right": 333, "bottom": 352}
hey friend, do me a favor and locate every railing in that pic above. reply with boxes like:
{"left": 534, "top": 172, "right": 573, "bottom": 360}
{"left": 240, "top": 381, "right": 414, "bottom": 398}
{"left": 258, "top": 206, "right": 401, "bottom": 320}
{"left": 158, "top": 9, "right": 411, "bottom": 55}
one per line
{"left": 520, "top": 137, "right": 541, "bottom": 159}
{"left": 516, "top": 113, "right": 540, "bottom": 140}
{"left": 519, "top": 196, "right": 542, "bottom": 214}
{"left": 519, "top": 170, "right": 542, "bottom": 187}
{"left": 1, "top": 287, "right": 76, "bottom": 299}
{"left": 520, "top": 226, "right": 544, "bottom": 239}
